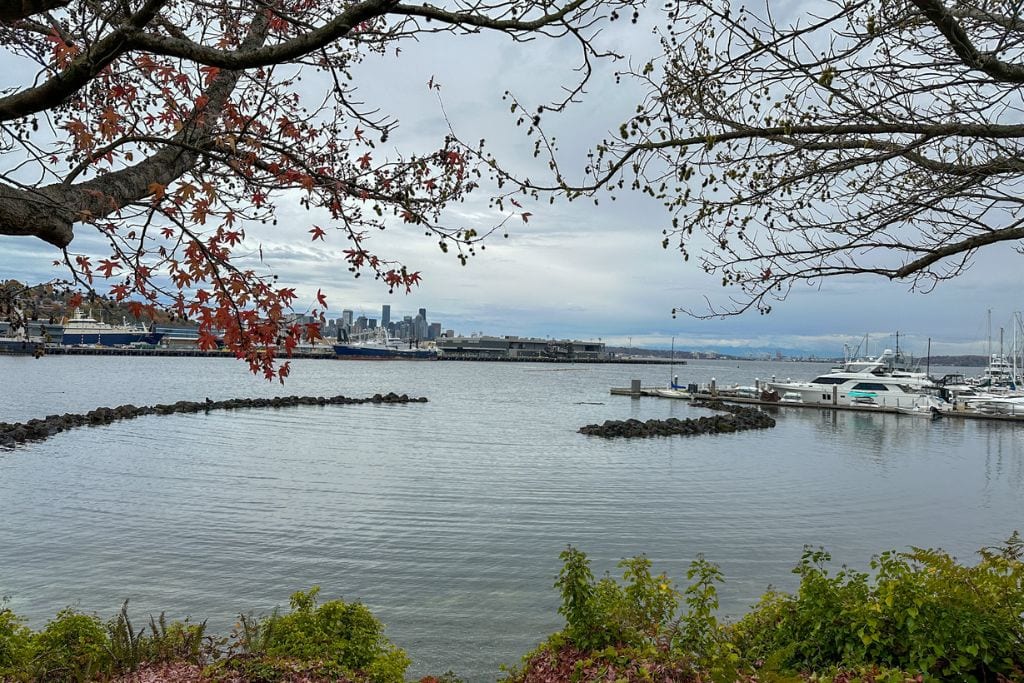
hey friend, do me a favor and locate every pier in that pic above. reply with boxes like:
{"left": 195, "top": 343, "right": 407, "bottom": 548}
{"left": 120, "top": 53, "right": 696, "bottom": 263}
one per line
{"left": 610, "top": 383, "right": 1024, "bottom": 422}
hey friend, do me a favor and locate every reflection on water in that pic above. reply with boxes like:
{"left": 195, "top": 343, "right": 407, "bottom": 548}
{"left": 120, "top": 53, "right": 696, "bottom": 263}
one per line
{"left": 0, "top": 356, "right": 1021, "bottom": 681}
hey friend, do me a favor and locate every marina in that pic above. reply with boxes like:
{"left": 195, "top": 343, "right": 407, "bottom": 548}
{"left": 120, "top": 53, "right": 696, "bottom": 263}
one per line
{"left": 611, "top": 347, "right": 1024, "bottom": 421}
{"left": 610, "top": 384, "right": 1024, "bottom": 421}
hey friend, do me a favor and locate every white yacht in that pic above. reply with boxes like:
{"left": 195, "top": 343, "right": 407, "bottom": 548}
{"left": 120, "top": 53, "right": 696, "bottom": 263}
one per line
{"left": 768, "top": 350, "right": 946, "bottom": 410}
{"left": 971, "top": 354, "right": 1018, "bottom": 389}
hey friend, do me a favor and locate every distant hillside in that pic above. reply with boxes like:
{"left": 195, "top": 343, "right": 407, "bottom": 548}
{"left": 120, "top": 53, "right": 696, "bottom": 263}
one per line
{"left": 609, "top": 345, "right": 993, "bottom": 368}
{"left": 925, "top": 356, "right": 991, "bottom": 368}
{"left": 1, "top": 280, "right": 189, "bottom": 326}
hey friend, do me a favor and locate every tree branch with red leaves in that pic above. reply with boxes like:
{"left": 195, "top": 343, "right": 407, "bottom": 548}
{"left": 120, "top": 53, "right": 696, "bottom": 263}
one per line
{"left": 0, "top": 0, "right": 644, "bottom": 379}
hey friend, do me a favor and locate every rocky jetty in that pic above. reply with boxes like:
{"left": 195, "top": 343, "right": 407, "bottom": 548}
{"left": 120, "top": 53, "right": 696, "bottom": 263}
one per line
{"left": 0, "top": 393, "right": 427, "bottom": 448}
{"left": 578, "top": 400, "right": 776, "bottom": 438}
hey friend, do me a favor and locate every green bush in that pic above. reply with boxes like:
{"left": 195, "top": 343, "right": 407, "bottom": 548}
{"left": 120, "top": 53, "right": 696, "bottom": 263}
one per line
{"left": 555, "top": 547, "right": 682, "bottom": 651}
{"left": 143, "top": 611, "right": 208, "bottom": 665}
{"left": 214, "top": 586, "right": 409, "bottom": 683}
{"left": 733, "top": 533, "right": 1024, "bottom": 681}
{"left": 31, "top": 608, "right": 111, "bottom": 682}
{"left": 0, "top": 604, "right": 33, "bottom": 677}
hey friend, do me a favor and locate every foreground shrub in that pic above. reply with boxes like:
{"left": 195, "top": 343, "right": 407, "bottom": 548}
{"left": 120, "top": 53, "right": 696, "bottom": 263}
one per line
{"left": 0, "top": 605, "right": 33, "bottom": 677}
{"left": 731, "top": 533, "right": 1024, "bottom": 681}
{"left": 211, "top": 586, "right": 409, "bottom": 683}
{"left": 31, "top": 608, "right": 111, "bottom": 682}
{"left": 511, "top": 537, "right": 1024, "bottom": 683}
{"left": 506, "top": 547, "right": 737, "bottom": 682}
{"left": 0, "top": 589, "right": 406, "bottom": 683}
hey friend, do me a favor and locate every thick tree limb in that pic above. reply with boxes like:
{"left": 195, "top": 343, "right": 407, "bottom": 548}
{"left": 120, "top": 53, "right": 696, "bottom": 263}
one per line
{"left": 894, "top": 224, "right": 1024, "bottom": 278}
{"left": 0, "top": 0, "right": 69, "bottom": 24}
{"left": 0, "top": 0, "right": 170, "bottom": 121}
{"left": 0, "top": 0, "right": 596, "bottom": 122}
{"left": 0, "top": 6, "right": 270, "bottom": 248}
{"left": 910, "top": 0, "right": 1024, "bottom": 82}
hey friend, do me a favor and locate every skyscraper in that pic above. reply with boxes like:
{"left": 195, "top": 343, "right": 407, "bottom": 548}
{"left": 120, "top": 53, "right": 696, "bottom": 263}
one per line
{"left": 381, "top": 304, "right": 391, "bottom": 327}
{"left": 418, "top": 307, "right": 427, "bottom": 323}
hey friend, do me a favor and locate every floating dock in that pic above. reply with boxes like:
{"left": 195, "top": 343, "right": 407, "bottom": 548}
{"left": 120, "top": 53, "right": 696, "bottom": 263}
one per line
{"left": 610, "top": 384, "right": 1024, "bottom": 422}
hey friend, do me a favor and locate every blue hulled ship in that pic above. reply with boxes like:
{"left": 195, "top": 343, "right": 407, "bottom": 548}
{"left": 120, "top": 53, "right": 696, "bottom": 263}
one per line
{"left": 332, "top": 335, "right": 437, "bottom": 360}
{"left": 61, "top": 310, "right": 164, "bottom": 346}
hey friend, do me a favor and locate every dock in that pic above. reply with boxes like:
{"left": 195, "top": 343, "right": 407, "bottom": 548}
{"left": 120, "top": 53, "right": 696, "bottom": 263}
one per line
{"left": 610, "top": 384, "right": 1024, "bottom": 422}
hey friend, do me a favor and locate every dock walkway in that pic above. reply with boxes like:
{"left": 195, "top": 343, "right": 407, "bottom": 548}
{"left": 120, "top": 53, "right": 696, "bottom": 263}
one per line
{"left": 610, "top": 386, "right": 1024, "bottom": 422}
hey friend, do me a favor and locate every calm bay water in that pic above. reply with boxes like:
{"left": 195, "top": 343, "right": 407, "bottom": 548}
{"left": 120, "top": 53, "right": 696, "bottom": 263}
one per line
{"left": 1, "top": 355, "right": 1022, "bottom": 680}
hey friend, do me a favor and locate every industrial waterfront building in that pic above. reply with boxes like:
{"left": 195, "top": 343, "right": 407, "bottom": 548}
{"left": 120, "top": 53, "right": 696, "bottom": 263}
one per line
{"left": 435, "top": 335, "right": 607, "bottom": 361}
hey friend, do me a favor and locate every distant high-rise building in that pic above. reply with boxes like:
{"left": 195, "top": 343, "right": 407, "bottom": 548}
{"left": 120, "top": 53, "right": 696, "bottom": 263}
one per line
{"left": 428, "top": 322, "right": 441, "bottom": 340}
{"left": 354, "top": 315, "right": 368, "bottom": 333}
{"left": 381, "top": 305, "right": 391, "bottom": 327}
{"left": 368, "top": 319, "right": 377, "bottom": 329}
{"left": 342, "top": 310, "right": 353, "bottom": 328}
{"left": 418, "top": 307, "right": 427, "bottom": 323}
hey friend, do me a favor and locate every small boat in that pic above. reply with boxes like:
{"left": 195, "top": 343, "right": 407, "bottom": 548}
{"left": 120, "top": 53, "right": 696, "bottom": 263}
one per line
{"left": 658, "top": 338, "right": 691, "bottom": 397}
{"left": 894, "top": 405, "right": 943, "bottom": 418}
{"left": 967, "top": 396, "right": 1024, "bottom": 416}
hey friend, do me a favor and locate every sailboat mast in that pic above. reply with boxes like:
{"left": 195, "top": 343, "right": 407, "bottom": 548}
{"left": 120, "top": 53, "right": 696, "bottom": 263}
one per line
{"left": 988, "top": 308, "right": 992, "bottom": 359}
{"left": 670, "top": 336, "right": 675, "bottom": 387}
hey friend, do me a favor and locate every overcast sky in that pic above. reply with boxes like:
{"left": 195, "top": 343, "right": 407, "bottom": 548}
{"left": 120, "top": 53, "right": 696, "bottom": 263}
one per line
{"left": 1, "top": 4, "right": 1021, "bottom": 357}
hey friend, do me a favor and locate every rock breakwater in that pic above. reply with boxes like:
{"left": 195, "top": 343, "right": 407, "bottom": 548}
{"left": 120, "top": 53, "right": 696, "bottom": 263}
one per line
{"left": 0, "top": 393, "right": 427, "bottom": 448}
{"left": 578, "top": 400, "right": 776, "bottom": 438}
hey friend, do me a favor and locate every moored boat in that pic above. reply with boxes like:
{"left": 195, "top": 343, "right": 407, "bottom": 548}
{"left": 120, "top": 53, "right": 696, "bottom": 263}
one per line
{"left": 332, "top": 336, "right": 438, "bottom": 360}
{"left": 0, "top": 335, "right": 46, "bottom": 356}
{"left": 767, "top": 349, "right": 947, "bottom": 411}
{"left": 62, "top": 309, "right": 163, "bottom": 346}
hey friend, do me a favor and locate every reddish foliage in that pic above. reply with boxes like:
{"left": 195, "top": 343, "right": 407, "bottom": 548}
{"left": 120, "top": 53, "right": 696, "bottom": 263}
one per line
{"left": 1, "top": 0, "right": 641, "bottom": 379}
{"left": 514, "top": 645, "right": 703, "bottom": 683}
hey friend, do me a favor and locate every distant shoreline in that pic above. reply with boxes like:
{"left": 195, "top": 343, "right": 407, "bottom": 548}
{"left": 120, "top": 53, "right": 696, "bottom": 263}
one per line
{"left": 0, "top": 345, "right": 684, "bottom": 364}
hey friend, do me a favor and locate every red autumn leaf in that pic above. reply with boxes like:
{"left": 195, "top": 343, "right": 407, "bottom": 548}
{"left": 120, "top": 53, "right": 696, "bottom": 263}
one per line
{"left": 357, "top": 152, "right": 372, "bottom": 169}
{"left": 521, "top": 212, "right": 532, "bottom": 223}
{"left": 198, "top": 65, "right": 220, "bottom": 85}
{"left": 316, "top": 288, "right": 328, "bottom": 308}
{"left": 309, "top": 225, "right": 326, "bottom": 241}
{"left": 97, "top": 259, "right": 122, "bottom": 277}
